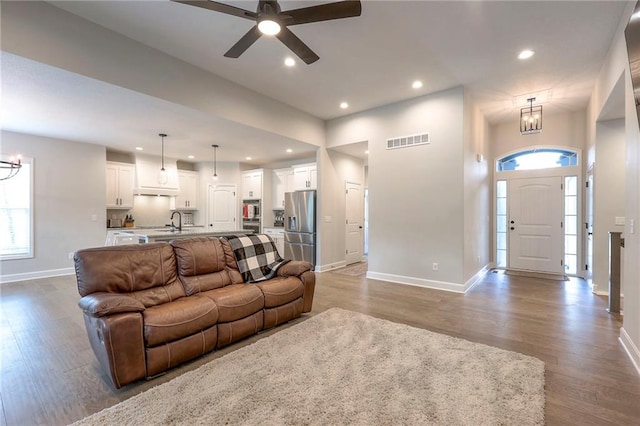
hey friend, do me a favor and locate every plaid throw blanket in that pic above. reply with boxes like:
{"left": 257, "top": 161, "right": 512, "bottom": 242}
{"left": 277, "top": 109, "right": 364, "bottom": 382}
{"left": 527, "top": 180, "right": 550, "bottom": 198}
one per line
{"left": 223, "top": 234, "right": 290, "bottom": 283}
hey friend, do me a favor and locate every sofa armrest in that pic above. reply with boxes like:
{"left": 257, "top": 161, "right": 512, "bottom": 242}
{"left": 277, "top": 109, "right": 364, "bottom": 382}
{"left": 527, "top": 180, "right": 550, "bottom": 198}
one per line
{"left": 78, "top": 292, "right": 145, "bottom": 318}
{"left": 277, "top": 261, "right": 312, "bottom": 277}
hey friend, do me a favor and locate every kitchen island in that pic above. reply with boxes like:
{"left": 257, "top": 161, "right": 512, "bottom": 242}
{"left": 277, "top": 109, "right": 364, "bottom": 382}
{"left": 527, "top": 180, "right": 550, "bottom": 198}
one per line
{"left": 105, "top": 227, "right": 254, "bottom": 245}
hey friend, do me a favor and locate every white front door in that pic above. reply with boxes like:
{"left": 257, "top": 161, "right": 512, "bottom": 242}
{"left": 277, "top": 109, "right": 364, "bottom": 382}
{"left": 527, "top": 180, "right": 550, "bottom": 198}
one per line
{"left": 208, "top": 185, "right": 237, "bottom": 231}
{"left": 345, "top": 181, "right": 364, "bottom": 265}
{"left": 509, "top": 176, "right": 564, "bottom": 274}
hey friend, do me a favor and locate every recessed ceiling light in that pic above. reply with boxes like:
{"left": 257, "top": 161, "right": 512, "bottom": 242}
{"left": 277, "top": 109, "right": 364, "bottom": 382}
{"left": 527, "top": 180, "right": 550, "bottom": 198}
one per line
{"left": 286, "top": 149, "right": 293, "bottom": 153}
{"left": 188, "top": 155, "right": 194, "bottom": 159}
{"left": 412, "top": 80, "right": 423, "bottom": 89}
{"left": 284, "top": 57, "right": 295, "bottom": 67}
{"left": 246, "top": 156, "right": 252, "bottom": 160}
{"left": 340, "top": 102, "right": 349, "bottom": 109}
{"left": 135, "top": 147, "right": 143, "bottom": 151}
{"left": 518, "top": 49, "right": 535, "bottom": 60}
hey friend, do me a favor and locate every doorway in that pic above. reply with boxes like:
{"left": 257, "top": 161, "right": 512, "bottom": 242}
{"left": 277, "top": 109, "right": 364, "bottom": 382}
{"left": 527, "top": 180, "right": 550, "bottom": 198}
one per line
{"left": 207, "top": 184, "right": 237, "bottom": 231}
{"left": 495, "top": 147, "right": 581, "bottom": 276}
{"left": 345, "top": 181, "right": 364, "bottom": 265}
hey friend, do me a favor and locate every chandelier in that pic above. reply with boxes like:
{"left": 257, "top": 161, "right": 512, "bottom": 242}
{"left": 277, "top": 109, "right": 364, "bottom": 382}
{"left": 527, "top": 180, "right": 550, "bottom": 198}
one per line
{"left": 1, "top": 156, "right": 22, "bottom": 180}
{"left": 520, "top": 97, "right": 543, "bottom": 135}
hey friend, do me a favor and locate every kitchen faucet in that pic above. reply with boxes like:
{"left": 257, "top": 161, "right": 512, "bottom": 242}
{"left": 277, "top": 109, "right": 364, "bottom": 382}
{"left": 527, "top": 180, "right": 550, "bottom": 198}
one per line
{"left": 170, "top": 211, "right": 182, "bottom": 232}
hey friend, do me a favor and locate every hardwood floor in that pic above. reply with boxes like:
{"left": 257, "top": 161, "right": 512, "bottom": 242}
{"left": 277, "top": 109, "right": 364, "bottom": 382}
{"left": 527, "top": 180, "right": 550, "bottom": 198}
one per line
{"left": 1, "top": 270, "right": 639, "bottom": 425}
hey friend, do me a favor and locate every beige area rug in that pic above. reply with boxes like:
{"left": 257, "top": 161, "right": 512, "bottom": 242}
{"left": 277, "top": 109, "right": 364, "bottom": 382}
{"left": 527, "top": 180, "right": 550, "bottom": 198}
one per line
{"left": 332, "top": 261, "right": 368, "bottom": 276}
{"left": 73, "top": 308, "right": 545, "bottom": 426}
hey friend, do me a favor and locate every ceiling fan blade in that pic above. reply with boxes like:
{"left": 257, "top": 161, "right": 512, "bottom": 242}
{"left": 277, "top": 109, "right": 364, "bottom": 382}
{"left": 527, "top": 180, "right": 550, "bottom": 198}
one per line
{"left": 224, "top": 25, "right": 262, "bottom": 58}
{"left": 283, "top": 1, "right": 361, "bottom": 26}
{"left": 276, "top": 27, "right": 319, "bottom": 64}
{"left": 171, "top": 0, "right": 257, "bottom": 20}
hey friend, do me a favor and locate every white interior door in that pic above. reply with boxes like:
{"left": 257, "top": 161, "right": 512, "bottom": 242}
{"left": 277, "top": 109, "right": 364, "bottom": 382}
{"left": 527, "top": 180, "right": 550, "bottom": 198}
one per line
{"left": 345, "top": 181, "right": 364, "bottom": 265}
{"left": 208, "top": 185, "right": 237, "bottom": 231}
{"left": 509, "top": 176, "right": 564, "bottom": 274}
{"left": 585, "top": 171, "right": 593, "bottom": 280}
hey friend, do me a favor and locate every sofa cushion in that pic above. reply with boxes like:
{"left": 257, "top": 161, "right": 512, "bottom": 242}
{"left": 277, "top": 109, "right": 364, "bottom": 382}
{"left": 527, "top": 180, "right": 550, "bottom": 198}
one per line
{"left": 171, "top": 237, "right": 235, "bottom": 294}
{"left": 75, "top": 242, "right": 185, "bottom": 307}
{"left": 255, "top": 277, "right": 304, "bottom": 308}
{"left": 200, "top": 284, "right": 264, "bottom": 323}
{"left": 143, "top": 296, "right": 219, "bottom": 347}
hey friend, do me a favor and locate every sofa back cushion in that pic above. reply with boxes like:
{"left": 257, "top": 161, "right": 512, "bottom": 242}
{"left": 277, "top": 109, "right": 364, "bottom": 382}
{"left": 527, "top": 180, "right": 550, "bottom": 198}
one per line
{"left": 75, "top": 242, "right": 185, "bottom": 307}
{"left": 171, "top": 237, "right": 243, "bottom": 295}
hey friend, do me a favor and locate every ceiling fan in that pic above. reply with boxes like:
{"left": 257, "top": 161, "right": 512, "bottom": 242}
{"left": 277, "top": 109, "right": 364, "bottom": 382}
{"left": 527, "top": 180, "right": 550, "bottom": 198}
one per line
{"left": 171, "top": 0, "right": 362, "bottom": 64}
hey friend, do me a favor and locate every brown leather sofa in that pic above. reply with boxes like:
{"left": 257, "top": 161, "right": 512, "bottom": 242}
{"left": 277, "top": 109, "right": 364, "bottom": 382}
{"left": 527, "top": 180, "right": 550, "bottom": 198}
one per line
{"left": 74, "top": 236, "right": 315, "bottom": 389}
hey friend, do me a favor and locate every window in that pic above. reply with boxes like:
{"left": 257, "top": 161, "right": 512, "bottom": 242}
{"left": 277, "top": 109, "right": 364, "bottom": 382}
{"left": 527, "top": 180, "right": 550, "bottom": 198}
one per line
{"left": 497, "top": 148, "right": 578, "bottom": 172}
{"left": 0, "top": 157, "right": 33, "bottom": 259}
{"left": 496, "top": 180, "right": 507, "bottom": 267}
{"left": 564, "top": 176, "right": 578, "bottom": 274}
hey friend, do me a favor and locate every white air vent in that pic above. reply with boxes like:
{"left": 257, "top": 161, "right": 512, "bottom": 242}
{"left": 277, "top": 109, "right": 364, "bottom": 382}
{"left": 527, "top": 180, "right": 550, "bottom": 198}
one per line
{"left": 386, "top": 133, "right": 429, "bottom": 150}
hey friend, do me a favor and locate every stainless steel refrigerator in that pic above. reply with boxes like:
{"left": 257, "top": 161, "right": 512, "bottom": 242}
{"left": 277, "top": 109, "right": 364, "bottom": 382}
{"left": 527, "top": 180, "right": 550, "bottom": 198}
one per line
{"left": 284, "top": 190, "right": 316, "bottom": 267}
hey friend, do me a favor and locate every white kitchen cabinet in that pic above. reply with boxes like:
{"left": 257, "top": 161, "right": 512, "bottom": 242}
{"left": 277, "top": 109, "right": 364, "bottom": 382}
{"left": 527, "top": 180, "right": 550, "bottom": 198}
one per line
{"left": 172, "top": 171, "right": 199, "bottom": 209}
{"left": 272, "top": 169, "right": 294, "bottom": 209}
{"left": 106, "top": 162, "right": 134, "bottom": 209}
{"left": 264, "top": 227, "right": 285, "bottom": 256}
{"left": 293, "top": 164, "right": 317, "bottom": 190}
{"left": 242, "top": 170, "right": 263, "bottom": 199}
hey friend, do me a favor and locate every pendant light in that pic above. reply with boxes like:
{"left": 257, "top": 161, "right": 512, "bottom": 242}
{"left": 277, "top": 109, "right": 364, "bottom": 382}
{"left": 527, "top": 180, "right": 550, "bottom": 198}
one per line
{"left": 520, "top": 98, "right": 543, "bottom": 135}
{"left": 212, "top": 144, "right": 219, "bottom": 181}
{"left": 158, "top": 133, "right": 168, "bottom": 184}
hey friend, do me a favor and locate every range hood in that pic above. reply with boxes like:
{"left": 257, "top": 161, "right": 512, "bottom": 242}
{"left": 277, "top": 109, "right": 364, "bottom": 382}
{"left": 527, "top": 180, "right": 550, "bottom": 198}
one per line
{"left": 134, "top": 154, "right": 180, "bottom": 196}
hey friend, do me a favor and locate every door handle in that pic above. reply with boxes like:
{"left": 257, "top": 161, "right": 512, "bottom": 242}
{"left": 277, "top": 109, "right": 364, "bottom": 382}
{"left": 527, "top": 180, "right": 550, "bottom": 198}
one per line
{"left": 588, "top": 232, "right": 593, "bottom": 235}
{"left": 510, "top": 227, "right": 515, "bottom": 230}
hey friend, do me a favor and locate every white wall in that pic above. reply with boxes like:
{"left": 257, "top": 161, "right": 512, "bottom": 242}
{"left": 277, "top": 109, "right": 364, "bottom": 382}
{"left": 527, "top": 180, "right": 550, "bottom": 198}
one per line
{"left": 0, "top": 131, "right": 106, "bottom": 282}
{"left": 588, "top": 2, "right": 640, "bottom": 374}
{"left": 463, "top": 93, "right": 491, "bottom": 280}
{"left": 490, "top": 110, "right": 587, "bottom": 161}
{"left": 326, "top": 87, "right": 472, "bottom": 291}
{"left": 593, "top": 119, "right": 626, "bottom": 292}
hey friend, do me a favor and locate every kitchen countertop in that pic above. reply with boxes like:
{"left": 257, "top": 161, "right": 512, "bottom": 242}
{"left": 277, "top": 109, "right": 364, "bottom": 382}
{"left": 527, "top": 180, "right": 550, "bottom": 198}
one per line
{"left": 107, "top": 227, "right": 254, "bottom": 243}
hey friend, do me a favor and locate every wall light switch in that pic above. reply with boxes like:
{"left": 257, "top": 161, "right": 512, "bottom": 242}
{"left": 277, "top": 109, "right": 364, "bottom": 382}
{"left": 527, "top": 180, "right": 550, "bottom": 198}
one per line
{"left": 631, "top": 219, "right": 635, "bottom": 234}
{"left": 324, "top": 216, "right": 332, "bottom": 223}
{"left": 615, "top": 217, "right": 625, "bottom": 226}
{"left": 91, "top": 214, "right": 98, "bottom": 222}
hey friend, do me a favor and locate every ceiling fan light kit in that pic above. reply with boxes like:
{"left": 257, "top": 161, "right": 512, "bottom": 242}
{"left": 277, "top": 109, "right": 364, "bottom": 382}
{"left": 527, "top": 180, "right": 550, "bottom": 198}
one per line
{"left": 171, "top": 0, "right": 362, "bottom": 64}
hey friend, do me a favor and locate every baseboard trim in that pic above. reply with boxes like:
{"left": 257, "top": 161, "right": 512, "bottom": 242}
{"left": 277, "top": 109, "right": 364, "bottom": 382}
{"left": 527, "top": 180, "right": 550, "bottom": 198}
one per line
{"left": 316, "top": 261, "right": 347, "bottom": 273}
{"left": 464, "top": 265, "right": 491, "bottom": 293}
{"left": 0, "top": 267, "right": 75, "bottom": 284}
{"left": 366, "top": 271, "right": 466, "bottom": 294}
{"left": 619, "top": 327, "right": 640, "bottom": 377}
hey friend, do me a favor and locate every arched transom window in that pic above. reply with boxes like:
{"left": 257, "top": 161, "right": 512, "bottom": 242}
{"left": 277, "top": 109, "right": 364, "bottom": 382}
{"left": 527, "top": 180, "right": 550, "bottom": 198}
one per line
{"left": 497, "top": 148, "right": 578, "bottom": 172}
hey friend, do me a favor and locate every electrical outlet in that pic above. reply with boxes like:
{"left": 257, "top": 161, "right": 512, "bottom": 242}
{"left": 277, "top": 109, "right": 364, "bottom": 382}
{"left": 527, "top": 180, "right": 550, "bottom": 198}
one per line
{"left": 68, "top": 252, "right": 74, "bottom": 260}
{"left": 91, "top": 214, "right": 98, "bottom": 221}
{"left": 432, "top": 262, "right": 438, "bottom": 271}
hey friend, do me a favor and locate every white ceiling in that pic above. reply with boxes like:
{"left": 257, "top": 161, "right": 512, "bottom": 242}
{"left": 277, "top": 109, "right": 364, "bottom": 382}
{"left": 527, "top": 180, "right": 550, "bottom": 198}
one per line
{"left": 1, "top": 0, "right": 631, "bottom": 164}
